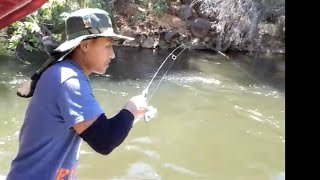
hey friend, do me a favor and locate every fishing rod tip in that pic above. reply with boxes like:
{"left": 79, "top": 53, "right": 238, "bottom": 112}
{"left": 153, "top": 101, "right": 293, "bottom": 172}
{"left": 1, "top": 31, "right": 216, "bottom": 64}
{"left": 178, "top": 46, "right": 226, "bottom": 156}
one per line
{"left": 141, "top": 88, "right": 148, "bottom": 97}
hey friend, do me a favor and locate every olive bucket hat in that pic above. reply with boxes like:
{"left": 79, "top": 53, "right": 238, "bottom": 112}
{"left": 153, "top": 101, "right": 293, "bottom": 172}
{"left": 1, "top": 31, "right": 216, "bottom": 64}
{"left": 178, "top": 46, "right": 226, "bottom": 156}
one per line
{"left": 54, "top": 8, "right": 134, "bottom": 53}
{"left": 17, "top": 8, "right": 134, "bottom": 98}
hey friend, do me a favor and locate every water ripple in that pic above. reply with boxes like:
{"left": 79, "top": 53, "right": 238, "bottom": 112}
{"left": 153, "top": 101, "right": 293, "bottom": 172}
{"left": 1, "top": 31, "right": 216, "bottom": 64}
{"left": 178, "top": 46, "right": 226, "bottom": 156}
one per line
{"left": 162, "top": 162, "right": 207, "bottom": 178}
{"left": 93, "top": 88, "right": 129, "bottom": 96}
{"left": 233, "top": 105, "right": 281, "bottom": 129}
{"left": 130, "top": 136, "right": 154, "bottom": 144}
{"left": 125, "top": 145, "right": 160, "bottom": 160}
{"left": 111, "top": 162, "right": 161, "bottom": 180}
{"left": 167, "top": 75, "right": 221, "bottom": 85}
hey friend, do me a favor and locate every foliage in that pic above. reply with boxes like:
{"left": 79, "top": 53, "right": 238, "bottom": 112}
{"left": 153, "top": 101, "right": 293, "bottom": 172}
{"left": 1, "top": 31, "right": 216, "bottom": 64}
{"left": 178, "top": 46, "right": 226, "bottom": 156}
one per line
{"left": 8, "top": 21, "right": 42, "bottom": 52}
{"left": 152, "top": 0, "right": 169, "bottom": 15}
{"left": 36, "top": 0, "right": 72, "bottom": 32}
{"left": 132, "top": 12, "right": 148, "bottom": 23}
{"left": 5, "top": 0, "right": 111, "bottom": 54}
{"left": 134, "top": 0, "right": 169, "bottom": 15}
{"left": 6, "top": 0, "right": 70, "bottom": 52}
{"left": 131, "top": 0, "right": 169, "bottom": 23}
{"left": 0, "top": 29, "right": 8, "bottom": 55}
{"left": 2, "top": 0, "right": 169, "bottom": 55}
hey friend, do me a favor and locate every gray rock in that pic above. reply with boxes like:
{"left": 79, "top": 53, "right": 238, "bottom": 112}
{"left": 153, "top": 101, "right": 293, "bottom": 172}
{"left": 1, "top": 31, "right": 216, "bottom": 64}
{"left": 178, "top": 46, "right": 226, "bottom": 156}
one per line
{"left": 141, "top": 36, "right": 155, "bottom": 48}
{"left": 191, "top": 18, "right": 211, "bottom": 38}
{"left": 178, "top": 5, "right": 193, "bottom": 20}
{"left": 122, "top": 39, "right": 140, "bottom": 48}
{"left": 164, "top": 30, "right": 175, "bottom": 42}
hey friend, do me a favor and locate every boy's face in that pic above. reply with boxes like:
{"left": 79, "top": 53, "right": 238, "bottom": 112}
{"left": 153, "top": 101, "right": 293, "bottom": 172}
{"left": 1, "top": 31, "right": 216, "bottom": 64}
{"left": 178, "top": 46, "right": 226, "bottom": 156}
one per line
{"left": 83, "top": 37, "right": 115, "bottom": 74}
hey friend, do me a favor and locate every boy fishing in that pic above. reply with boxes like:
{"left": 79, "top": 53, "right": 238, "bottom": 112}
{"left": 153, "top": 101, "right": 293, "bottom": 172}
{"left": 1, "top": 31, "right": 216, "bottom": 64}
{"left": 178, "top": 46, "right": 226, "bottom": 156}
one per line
{"left": 7, "top": 8, "right": 151, "bottom": 179}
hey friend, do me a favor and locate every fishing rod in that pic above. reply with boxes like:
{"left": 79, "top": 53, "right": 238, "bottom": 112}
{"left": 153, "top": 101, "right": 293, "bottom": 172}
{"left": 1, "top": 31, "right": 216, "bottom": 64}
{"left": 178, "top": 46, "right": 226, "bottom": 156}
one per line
{"left": 141, "top": 44, "right": 189, "bottom": 122}
{"left": 142, "top": 44, "right": 189, "bottom": 101}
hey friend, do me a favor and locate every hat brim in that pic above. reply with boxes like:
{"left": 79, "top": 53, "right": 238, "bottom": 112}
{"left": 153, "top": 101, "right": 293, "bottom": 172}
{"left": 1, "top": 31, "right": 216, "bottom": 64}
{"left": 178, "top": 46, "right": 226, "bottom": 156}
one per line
{"left": 53, "top": 31, "right": 135, "bottom": 53}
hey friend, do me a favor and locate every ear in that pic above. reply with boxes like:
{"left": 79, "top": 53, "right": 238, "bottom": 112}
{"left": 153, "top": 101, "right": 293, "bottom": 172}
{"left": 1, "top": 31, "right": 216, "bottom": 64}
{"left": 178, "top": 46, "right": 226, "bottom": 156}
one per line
{"left": 79, "top": 40, "right": 90, "bottom": 52}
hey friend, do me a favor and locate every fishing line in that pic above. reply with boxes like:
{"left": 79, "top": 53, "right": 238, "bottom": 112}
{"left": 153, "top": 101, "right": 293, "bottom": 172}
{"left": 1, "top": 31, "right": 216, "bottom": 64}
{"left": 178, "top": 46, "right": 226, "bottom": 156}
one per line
{"left": 140, "top": 44, "right": 189, "bottom": 122}
{"left": 142, "top": 44, "right": 189, "bottom": 102}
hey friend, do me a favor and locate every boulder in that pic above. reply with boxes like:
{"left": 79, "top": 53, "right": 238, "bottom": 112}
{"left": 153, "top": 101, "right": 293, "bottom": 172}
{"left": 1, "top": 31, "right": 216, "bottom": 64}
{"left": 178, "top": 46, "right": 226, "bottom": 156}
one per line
{"left": 141, "top": 36, "right": 155, "bottom": 48}
{"left": 191, "top": 18, "right": 211, "bottom": 38}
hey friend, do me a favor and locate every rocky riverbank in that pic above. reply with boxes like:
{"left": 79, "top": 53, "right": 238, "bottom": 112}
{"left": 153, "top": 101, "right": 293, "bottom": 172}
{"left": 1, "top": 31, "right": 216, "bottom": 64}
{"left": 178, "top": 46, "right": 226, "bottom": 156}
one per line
{"left": 110, "top": 0, "right": 285, "bottom": 54}
{"left": 1, "top": 0, "right": 285, "bottom": 64}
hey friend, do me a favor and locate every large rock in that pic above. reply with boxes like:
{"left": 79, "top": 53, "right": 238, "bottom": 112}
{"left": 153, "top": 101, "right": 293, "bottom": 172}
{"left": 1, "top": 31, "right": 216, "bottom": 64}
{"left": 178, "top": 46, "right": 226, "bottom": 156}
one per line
{"left": 191, "top": 18, "right": 211, "bottom": 38}
{"left": 141, "top": 36, "right": 155, "bottom": 48}
{"left": 122, "top": 40, "right": 140, "bottom": 48}
{"left": 121, "top": 28, "right": 136, "bottom": 39}
{"left": 122, "top": 33, "right": 140, "bottom": 48}
{"left": 178, "top": 5, "right": 193, "bottom": 19}
{"left": 164, "top": 30, "right": 175, "bottom": 42}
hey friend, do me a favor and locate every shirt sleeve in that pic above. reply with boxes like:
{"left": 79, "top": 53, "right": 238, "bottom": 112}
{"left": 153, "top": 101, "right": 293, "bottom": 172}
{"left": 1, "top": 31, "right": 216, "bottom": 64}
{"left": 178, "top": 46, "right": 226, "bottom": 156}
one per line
{"left": 57, "top": 76, "right": 104, "bottom": 129}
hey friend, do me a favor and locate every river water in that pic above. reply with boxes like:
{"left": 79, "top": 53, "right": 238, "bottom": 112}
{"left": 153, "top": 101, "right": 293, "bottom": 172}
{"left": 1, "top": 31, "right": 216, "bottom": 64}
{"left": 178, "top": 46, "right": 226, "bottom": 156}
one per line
{"left": 0, "top": 47, "right": 285, "bottom": 180}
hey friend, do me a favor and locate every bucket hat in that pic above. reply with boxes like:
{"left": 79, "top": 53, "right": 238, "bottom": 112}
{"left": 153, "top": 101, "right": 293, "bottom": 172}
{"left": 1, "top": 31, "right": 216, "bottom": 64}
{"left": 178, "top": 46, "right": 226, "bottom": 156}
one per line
{"left": 54, "top": 8, "right": 134, "bottom": 53}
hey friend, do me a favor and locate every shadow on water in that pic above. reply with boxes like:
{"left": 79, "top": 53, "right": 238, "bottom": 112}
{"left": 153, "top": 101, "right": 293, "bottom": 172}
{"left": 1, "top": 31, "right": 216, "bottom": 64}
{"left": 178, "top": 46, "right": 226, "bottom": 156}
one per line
{"left": 109, "top": 47, "right": 285, "bottom": 92}
{"left": 107, "top": 47, "right": 192, "bottom": 81}
{"left": 227, "top": 51, "right": 285, "bottom": 92}
{"left": 0, "top": 54, "right": 44, "bottom": 77}
{"left": 0, "top": 47, "right": 285, "bottom": 92}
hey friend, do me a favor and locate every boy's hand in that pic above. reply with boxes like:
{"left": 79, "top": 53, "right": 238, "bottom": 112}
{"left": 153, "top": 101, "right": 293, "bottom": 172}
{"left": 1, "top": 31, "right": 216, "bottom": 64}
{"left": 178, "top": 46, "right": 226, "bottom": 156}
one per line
{"left": 123, "top": 95, "right": 148, "bottom": 120}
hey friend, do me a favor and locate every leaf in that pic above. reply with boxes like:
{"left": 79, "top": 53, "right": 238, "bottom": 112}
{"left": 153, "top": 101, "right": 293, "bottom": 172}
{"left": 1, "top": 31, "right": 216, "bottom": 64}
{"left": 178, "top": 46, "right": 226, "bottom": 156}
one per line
{"left": 24, "top": 44, "right": 34, "bottom": 52}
